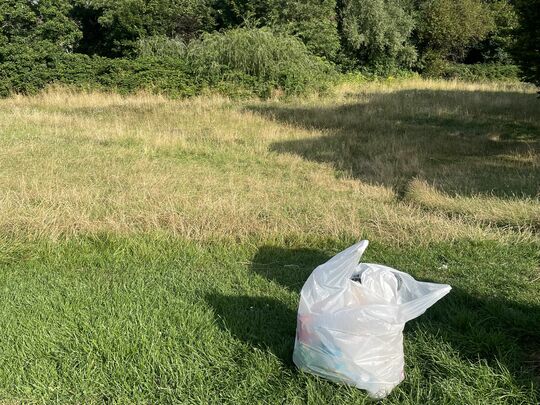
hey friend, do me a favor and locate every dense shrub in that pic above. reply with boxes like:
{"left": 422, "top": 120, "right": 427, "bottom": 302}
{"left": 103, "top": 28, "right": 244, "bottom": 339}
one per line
{"left": 186, "top": 28, "right": 337, "bottom": 96}
{"left": 423, "top": 61, "right": 519, "bottom": 82}
{"left": 136, "top": 35, "right": 188, "bottom": 58}
{"left": 416, "top": 0, "right": 495, "bottom": 64}
{"left": 212, "top": 0, "right": 340, "bottom": 60}
{"left": 1, "top": 28, "right": 336, "bottom": 98}
{"left": 0, "top": 0, "right": 81, "bottom": 50}
{"left": 466, "top": 0, "right": 518, "bottom": 65}
{"left": 0, "top": 0, "right": 83, "bottom": 97}
{"left": 0, "top": 0, "right": 531, "bottom": 96}
{"left": 58, "top": 55, "right": 199, "bottom": 97}
{"left": 137, "top": 28, "right": 338, "bottom": 96}
{"left": 71, "top": 0, "right": 215, "bottom": 57}
{"left": 0, "top": 44, "right": 59, "bottom": 97}
{"left": 0, "top": 52, "right": 198, "bottom": 98}
{"left": 267, "top": 0, "right": 340, "bottom": 60}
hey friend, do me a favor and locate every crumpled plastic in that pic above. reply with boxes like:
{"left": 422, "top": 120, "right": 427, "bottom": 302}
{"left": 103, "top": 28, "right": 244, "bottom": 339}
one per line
{"left": 293, "top": 240, "right": 451, "bottom": 398}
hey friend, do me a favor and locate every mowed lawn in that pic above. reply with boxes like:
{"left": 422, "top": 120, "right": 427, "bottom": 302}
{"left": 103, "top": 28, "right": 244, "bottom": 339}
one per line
{"left": 0, "top": 80, "right": 539, "bottom": 404}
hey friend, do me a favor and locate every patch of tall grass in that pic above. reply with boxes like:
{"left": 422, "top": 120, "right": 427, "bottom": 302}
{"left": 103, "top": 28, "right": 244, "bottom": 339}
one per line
{"left": 405, "top": 179, "right": 540, "bottom": 229}
{"left": 1, "top": 80, "right": 537, "bottom": 245}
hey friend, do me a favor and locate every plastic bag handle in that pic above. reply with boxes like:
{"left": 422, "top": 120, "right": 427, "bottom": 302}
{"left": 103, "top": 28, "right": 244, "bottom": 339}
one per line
{"left": 311, "top": 240, "right": 369, "bottom": 290}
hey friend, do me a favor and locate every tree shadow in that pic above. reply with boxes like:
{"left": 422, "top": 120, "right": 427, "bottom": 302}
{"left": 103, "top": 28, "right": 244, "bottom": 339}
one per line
{"left": 249, "top": 89, "right": 539, "bottom": 198}
{"left": 206, "top": 245, "right": 540, "bottom": 389}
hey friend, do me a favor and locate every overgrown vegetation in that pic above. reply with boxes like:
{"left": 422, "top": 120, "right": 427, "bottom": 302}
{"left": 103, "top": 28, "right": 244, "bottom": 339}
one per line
{"left": 0, "top": 28, "right": 335, "bottom": 98}
{"left": 0, "top": 80, "right": 538, "bottom": 403}
{"left": 423, "top": 62, "right": 519, "bottom": 82}
{"left": 511, "top": 0, "right": 540, "bottom": 87}
{"left": 0, "top": 0, "right": 537, "bottom": 97}
{"left": 185, "top": 28, "right": 336, "bottom": 97}
{"left": 339, "top": 0, "right": 417, "bottom": 71}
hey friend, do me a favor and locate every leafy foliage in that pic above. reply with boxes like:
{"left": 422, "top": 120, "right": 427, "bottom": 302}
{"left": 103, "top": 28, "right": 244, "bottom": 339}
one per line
{"left": 0, "top": 0, "right": 532, "bottom": 97}
{"left": 512, "top": 0, "right": 540, "bottom": 86}
{"left": 136, "top": 28, "right": 338, "bottom": 97}
{"left": 267, "top": 0, "right": 340, "bottom": 60}
{"left": 1, "top": 27, "right": 336, "bottom": 98}
{"left": 213, "top": 0, "right": 340, "bottom": 60}
{"left": 466, "top": 0, "right": 518, "bottom": 64}
{"left": 71, "top": 0, "right": 215, "bottom": 57}
{"left": 0, "top": 0, "right": 81, "bottom": 49}
{"left": 0, "top": 53, "right": 198, "bottom": 98}
{"left": 423, "top": 62, "right": 519, "bottom": 82}
{"left": 340, "top": 0, "right": 417, "bottom": 71}
{"left": 416, "top": 0, "right": 495, "bottom": 64}
{"left": 186, "top": 28, "right": 337, "bottom": 96}
{"left": 136, "top": 35, "right": 188, "bottom": 58}
{"left": 0, "top": 0, "right": 82, "bottom": 96}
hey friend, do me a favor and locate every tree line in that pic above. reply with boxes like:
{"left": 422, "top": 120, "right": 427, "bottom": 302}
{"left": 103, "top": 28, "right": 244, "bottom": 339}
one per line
{"left": 0, "top": 0, "right": 538, "bottom": 97}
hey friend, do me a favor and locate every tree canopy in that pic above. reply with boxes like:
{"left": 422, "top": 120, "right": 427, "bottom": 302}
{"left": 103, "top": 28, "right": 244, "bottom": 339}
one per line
{"left": 0, "top": 0, "right": 537, "bottom": 95}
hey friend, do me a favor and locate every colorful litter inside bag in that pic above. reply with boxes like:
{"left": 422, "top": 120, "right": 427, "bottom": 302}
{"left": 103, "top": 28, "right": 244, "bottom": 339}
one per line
{"left": 293, "top": 240, "right": 451, "bottom": 399}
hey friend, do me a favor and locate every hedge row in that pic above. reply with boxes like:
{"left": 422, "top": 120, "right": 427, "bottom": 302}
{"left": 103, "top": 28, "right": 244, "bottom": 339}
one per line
{"left": 424, "top": 62, "right": 520, "bottom": 82}
{"left": 0, "top": 29, "right": 336, "bottom": 98}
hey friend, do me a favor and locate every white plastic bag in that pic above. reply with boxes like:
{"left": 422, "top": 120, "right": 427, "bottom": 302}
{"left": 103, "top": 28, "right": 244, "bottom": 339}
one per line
{"left": 293, "top": 240, "right": 451, "bottom": 399}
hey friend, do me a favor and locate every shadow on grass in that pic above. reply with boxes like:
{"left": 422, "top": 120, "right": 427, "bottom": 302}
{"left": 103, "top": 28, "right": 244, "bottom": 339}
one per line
{"left": 413, "top": 284, "right": 540, "bottom": 385}
{"left": 204, "top": 247, "right": 330, "bottom": 366}
{"left": 249, "top": 89, "right": 539, "bottom": 198}
{"left": 205, "top": 294, "right": 297, "bottom": 366}
{"left": 207, "top": 245, "right": 540, "bottom": 388}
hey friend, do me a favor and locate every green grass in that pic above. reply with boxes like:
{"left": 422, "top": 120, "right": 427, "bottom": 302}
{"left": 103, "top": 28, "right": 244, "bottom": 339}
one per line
{"left": 0, "top": 79, "right": 538, "bottom": 403}
{"left": 0, "top": 236, "right": 538, "bottom": 404}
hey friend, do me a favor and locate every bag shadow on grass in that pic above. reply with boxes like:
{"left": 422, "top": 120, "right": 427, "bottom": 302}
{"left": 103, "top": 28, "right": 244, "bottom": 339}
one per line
{"left": 204, "top": 247, "right": 331, "bottom": 366}
{"left": 207, "top": 245, "right": 540, "bottom": 389}
{"left": 205, "top": 293, "right": 297, "bottom": 366}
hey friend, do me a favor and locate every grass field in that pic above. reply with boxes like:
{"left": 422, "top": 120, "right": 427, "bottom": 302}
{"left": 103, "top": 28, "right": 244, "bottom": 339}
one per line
{"left": 0, "top": 79, "right": 539, "bottom": 404}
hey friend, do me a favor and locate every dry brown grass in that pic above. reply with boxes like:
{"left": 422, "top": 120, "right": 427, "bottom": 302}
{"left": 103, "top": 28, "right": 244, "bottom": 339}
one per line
{"left": 406, "top": 179, "right": 540, "bottom": 228}
{"left": 0, "top": 80, "right": 538, "bottom": 245}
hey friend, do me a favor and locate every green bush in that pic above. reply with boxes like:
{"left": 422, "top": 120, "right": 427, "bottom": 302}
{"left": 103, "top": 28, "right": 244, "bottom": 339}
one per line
{"left": 0, "top": 0, "right": 82, "bottom": 96}
{"left": 1, "top": 28, "right": 336, "bottom": 98}
{"left": 467, "top": 0, "right": 518, "bottom": 64}
{"left": 0, "top": 51, "right": 198, "bottom": 98}
{"left": 0, "top": 0, "right": 82, "bottom": 50}
{"left": 186, "top": 28, "right": 337, "bottom": 97}
{"left": 136, "top": 35, "right": 188, "bottom": 58}
{"left": 136, "top": 28, "right": 338, "bottom": 97}
{"left": 267, "top": 0, "right": 340, "bottom": 60}
{"left": 0, "top": 44, "right": 59, "bottom": 97}
{"left": 57, "top": 55, "right": 199, "bottom": 97}
{"left": 71, "top": 0, "right": 215, "bottom": 57}
{"left": 423, "top": 62, "right": 520, "bottom": 82}
{"left": 416, "top": 0, "right": 495, "bottom": 62}
{"left": 212, "top": 0, "right": 340, "bottom": 60}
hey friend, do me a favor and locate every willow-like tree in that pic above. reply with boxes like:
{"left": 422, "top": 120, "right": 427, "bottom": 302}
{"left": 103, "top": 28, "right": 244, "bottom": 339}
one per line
{"left": 339, "top": 0, "right": 417, "bottom": 71}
